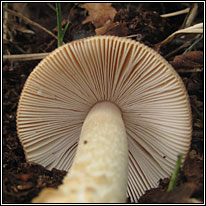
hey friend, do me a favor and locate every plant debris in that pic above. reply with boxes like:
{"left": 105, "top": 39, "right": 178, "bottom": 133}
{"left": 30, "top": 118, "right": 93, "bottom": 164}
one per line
{"left": 169, "top": 50, "right": 203, "bottom": 72}
{"left": 80, "top": 3, "right": 117, "bottom": 28}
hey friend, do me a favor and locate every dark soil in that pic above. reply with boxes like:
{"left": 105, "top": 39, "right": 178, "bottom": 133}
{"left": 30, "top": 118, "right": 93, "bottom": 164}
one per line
{"left": 2, "top": 3, "right": 204, "bottom": 203}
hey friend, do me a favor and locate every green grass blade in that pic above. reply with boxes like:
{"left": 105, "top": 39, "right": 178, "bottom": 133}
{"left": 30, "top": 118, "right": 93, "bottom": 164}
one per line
{"left": 62, "top": 21, "right": 70, "bottom": 37}
{"left": 56, "top": 3, "right": 63, "bottom": 47}
{"left": 167, "top": 155, "right": 182, "bottom": 192}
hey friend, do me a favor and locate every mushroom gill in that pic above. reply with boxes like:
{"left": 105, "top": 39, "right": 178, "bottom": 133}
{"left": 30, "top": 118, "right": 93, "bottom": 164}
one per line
{"left": 17, "top": 36, "right": 192, "bottom": 203}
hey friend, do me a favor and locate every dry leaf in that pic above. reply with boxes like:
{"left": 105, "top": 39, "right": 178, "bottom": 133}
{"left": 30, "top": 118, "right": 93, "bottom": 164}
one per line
{"left": 80, "top": 3, "right": 117, "bottom": 28}
{"left": 183, "top": 154, "right": 203, "bottom": 183}
{"left": 12, "top": 3, "right": 34, "bottom": 19}
{"left": 139, "top": 183, "right": 198, "bottom": 203}
{"left": 95, "top": 21, "right": 129, "bottom": 36}
{"left": 170, "top": 51, "right": 203, "bottom": 70}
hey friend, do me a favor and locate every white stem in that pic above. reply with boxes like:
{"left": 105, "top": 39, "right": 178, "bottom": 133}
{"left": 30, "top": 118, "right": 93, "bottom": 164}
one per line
{"left": 32, "top": 102, "right": 128, "bottom": 203}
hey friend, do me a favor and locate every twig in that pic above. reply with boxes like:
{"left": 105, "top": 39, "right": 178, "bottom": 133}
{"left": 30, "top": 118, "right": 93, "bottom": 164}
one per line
{"left": 47, "top": 3, "right": 56, "bottom": 12}
{"left": 13, "top": 43, "right": 27, "bottom": 54}
{"left": 165, "top": 34, "right": 200, "bottom": 59}
{"left": 176, "top": 68, "right": 203, "bottom": 73}
{"left": 180, "top": 3, "right": 198, "bottom": 29}
{"left": 160, "top": 8, "right": 190, "bottom": 18}
{"left": 184, "top": 34, "right": 203, "bottom": 53}
{"left": 3, "top": 53, "right": 49, "bottom": 62}
{"left": 3, "top": 7, "right": 58, "bottom": 41}
{"left": 167, "top": 155, "right": 182, "bottom": 192}
{"left": 157, "top": 23, "right": 203, "bottom": 48}
{"left": 126, "top": 34, "right": 141, "bottom": 38}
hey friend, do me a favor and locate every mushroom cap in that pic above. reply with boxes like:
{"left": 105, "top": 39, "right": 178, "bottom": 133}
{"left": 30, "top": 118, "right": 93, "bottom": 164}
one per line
{"left": 17, "top": 36, "right": 192, "bottom": 202}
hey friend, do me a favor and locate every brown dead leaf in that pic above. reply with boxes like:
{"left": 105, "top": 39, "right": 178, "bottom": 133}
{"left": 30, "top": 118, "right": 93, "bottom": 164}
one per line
{"left": 95, "top": 21, "right": 129, "bottom": 36}
{"left": 53, "top": 19, "right": 67, "bottom": 32}
{"left": 139, "top": 183, "right": 199, "bottom": 203}
{"left": 80, "top": 3, "right": 117, "bottom": 28}
{"left": 95, "top": 21, "right": 118, "bottom": 35}
{"left": 169, "top": 51, "right": 203, "bottom": 70}
{"left": 183, "top": 155, "right": 203, "bottom": 183}
{"left": 12, "top": 3, "right": 34, "bottom": 19}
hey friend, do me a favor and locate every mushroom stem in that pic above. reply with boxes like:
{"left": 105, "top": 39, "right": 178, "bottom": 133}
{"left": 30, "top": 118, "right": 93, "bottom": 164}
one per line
{"left": 32, "top": 101, "right": 128, "bottom": 203}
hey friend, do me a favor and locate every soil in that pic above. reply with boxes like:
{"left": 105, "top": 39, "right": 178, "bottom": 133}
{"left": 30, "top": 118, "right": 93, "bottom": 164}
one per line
{"left": 2, "top": 3, "right": 204, "bottom": 203}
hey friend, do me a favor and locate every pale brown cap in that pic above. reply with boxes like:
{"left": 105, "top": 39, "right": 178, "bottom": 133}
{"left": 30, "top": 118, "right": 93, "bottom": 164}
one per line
{"left": 17, "top": 36, "right": 192, "bottom": 202}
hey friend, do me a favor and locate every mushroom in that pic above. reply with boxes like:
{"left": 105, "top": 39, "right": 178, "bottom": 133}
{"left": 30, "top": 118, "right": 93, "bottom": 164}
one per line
{"left": 16, "top": 36, "right": 192, "bottom": 203}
